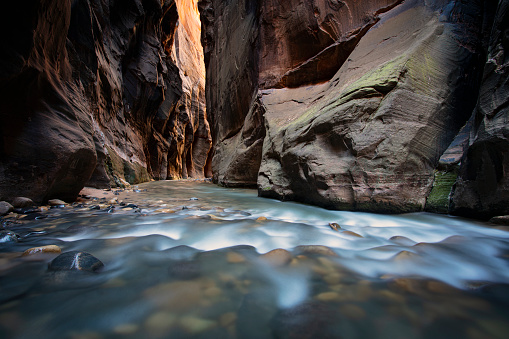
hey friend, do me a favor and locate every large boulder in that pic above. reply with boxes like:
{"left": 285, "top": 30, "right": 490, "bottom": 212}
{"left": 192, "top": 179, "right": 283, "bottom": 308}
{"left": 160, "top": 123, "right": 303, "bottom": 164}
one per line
{"left": 201, "top": 0, "right": 493, "bottom": 212}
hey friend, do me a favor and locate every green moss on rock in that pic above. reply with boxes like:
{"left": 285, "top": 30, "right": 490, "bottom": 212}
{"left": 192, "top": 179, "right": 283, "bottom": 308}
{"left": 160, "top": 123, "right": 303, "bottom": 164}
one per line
{"left": 425, "top": 167, "right": 459, "bottom": 214}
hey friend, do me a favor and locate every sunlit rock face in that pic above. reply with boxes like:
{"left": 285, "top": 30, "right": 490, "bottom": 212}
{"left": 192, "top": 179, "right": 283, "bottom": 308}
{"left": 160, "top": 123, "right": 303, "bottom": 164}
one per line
{"left": 201, "top": 0, "right": 500, "bottom": 214}
{"left": 0, "top": 0, "right": 210, "bottom": 203}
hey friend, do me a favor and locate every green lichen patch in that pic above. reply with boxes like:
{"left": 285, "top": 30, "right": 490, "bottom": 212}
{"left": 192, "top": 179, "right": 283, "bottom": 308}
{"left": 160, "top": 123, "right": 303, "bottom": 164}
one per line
{"left": 425, "top": 167, "right": 459, "bottom": 214}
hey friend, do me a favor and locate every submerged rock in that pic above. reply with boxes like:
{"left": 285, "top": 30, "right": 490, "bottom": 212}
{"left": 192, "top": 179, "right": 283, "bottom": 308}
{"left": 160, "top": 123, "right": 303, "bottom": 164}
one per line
{"left": 0, "top": 230, "right": 19, "bottom": 243}
{"left": 48, "top": 251, "right": 104, "bottom": 272}
{"left": 295, "top": 245, "right": 338, "bottom": 257}
{"left": 260, "top": 249, "right": 292, "bottom": 267}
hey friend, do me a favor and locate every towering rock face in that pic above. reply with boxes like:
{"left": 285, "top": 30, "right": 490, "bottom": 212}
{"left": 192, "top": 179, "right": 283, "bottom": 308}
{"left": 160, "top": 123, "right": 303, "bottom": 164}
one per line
{"left": 201, "top": 0, "right": 499, "bottom": 214}
{"left": 0, "top": 0, "right": 210, "bottom": 203}
{"left": 450, "top": 0, "right": 509, "bottom": 219}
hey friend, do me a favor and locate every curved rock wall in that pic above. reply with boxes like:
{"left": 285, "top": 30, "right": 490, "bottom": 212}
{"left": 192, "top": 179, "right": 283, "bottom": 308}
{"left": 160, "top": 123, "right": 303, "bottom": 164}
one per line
{"left": 450, "top": 0, "right": 509, "bottom": 219}
{"left": 201, "top": 0, "right": 504, "bottom": 216}
{"left": 0, "top": 0, "right": 211, "bottom": 203}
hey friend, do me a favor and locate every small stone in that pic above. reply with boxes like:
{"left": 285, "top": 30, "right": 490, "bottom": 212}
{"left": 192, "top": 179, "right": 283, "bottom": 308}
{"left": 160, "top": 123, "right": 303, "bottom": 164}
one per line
{"left": 179, "top": 316, "right": 216, "bottom": 334}
{"left": 219, "top": 312, "right": 237, "bottom": 328}
{"left": 22, "top": 245, "right": 62, "bottom": 257}
{"left": 341, "top": 230, "right": 363, "bottom": 238}
{"left": 11, "top": 197, "right": 34, "bottom": 208}
{"left": 204, "top": 286, "right": 222, "bottom": 298}
{"left": 22, "top": 245, "right": 62, "bottom": 256}
{"left": 260, "top": 248, "right": 292, "bottom": 266}
{"left": 323, "top": 272, "right": 342, "bottom": 285}
{"left": 0, "top": 230, "right": 19, "bottom": 243}
{"left": 113, "top": 323, "right": 139, "bottom": 335}
{"left": 48, "top": 199, "right": 67, "bottom": 206}
{"left": 315, "top": 291, "right": 340, "bottom": 302}
{"left": 392, "top": 250, "right": 418, "bottom": 261}
{"left": 329, "top": 222, "right": 341, "bottom": 231}
{"left": 144, "top": 312, "right": 177, "bottom": 337}
{"left": 48, "top": 251, "right": 104, "bottom": 272}
{"left": 256, "top": 216, "right": 267, "bottom": 222}
{"left": 226, "top": 251, "right": 246, "bottom": 263}
{"left": 295, "top": 245, "right": 338, "bottom": 257}
{"left": 0, "top": 201, "right": 14, "bottom": 216}
{"left": 339, "top": 304, "right": 366, "bottom": 320}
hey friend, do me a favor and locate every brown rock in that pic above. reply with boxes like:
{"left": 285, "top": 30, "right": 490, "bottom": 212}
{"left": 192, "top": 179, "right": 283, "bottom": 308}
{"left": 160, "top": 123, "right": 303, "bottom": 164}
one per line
{"left": 22, "top": 245, "right": 62, "bottom": 256}
{"left": 11, "top": 197, "right": 34, "bottom": 208}
{"left": 260, "top": 248, "right": 292, "bottom": 266}
{"left": 0, "top": 201, "right": 13, "bottom": 216}
{"left": 489, "top": 215, "right": 509, "bottom": 226}
{"left": 295, "top": 245, "right": 338, "bottom": 257}
{"left": 48, "top": 199, "right": 67, "bottom": 206}
{"left": 328, "top": 222, "right": 341, "bottom": 231}
{"left": 341, "top": 231, "right": 364, "bottom": 238}
{"left": 201, "top": 0, "right": 494, "bottom": 214}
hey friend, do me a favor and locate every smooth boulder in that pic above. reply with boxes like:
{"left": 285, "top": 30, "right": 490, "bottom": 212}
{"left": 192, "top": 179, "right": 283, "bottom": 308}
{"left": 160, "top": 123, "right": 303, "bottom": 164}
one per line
{"left": 48, "top": 251, "right": 104, "bottom": 272}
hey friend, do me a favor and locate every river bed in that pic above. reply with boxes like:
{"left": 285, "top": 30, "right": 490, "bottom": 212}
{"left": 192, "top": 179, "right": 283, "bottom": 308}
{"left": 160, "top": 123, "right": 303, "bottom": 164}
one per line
{"left": 1, "top": 180, "right": 509, "bottom": 338}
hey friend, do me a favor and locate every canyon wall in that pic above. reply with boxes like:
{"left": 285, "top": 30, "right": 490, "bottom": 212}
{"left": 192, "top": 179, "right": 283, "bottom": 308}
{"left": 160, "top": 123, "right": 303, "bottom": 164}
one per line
{"left": 0, "top": 0, "right": 211, "bottom": 203}
{"left": 201, "top": 0, "right": 507, "bottom": 217}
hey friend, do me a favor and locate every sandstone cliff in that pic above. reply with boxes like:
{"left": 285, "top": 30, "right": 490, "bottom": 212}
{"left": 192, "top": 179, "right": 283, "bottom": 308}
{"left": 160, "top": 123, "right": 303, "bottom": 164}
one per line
{"left": 201, "top": 0, "right": 506, "bottom": 217}
{"left": 0, "top": 0, "right": 211, "bottom": 203}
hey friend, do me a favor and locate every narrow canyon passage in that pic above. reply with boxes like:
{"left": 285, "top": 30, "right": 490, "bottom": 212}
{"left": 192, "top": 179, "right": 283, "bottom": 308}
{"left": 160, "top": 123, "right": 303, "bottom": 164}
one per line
{"left": 1, "top": 0, "right": 509, "bottom": 338}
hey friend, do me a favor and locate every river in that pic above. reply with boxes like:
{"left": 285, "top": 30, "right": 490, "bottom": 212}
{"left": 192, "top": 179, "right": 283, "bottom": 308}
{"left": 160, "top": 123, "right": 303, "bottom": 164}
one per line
{"left": 1, "top": 180, "right": 508, "bottom": 338}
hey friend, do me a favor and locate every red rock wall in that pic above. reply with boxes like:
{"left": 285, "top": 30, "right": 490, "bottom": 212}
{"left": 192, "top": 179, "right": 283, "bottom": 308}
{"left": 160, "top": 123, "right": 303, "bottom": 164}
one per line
{"left": 201, "top": 0, "right": 504, "bottom": 216}
{"left": 0, "top": 0, "right": 211, "bottom": 203}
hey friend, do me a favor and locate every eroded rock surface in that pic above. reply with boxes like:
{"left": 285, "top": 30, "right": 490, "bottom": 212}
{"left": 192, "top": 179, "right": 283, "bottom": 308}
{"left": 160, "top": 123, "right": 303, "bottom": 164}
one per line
{"left": 0, "top": 0, "right": 210, "bottom": 203}
{"left": 451, "top": 0, "right": 509, "bottom": 219}
{"left": 202, "top": 0, "right": 496, "bottom": 213}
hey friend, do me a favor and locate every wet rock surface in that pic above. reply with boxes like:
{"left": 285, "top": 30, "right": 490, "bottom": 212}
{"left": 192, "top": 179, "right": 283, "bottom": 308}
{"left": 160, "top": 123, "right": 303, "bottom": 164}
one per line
{"left": 48, "top": 251, "right": 104, "bottom": 272}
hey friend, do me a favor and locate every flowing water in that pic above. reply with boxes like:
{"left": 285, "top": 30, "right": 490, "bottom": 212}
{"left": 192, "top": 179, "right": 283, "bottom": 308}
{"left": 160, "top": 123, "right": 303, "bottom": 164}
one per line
{"left": 1, "top": 181, "right": 509, "bottom": 339}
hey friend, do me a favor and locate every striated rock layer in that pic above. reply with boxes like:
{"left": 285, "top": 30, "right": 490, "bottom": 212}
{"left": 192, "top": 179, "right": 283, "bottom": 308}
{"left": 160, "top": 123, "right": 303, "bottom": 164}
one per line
{"left": 201, "top": 0, "right": 504, "bottom": 215}
{"left": 450, "top": 0, "right": 509, "bottom": 219}
{"left": 0, "top": 0, "right": 211, "bottom": 203}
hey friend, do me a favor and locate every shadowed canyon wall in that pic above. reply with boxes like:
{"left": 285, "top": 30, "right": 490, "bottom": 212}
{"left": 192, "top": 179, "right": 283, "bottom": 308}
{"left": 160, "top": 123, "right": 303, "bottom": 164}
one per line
{"left": 201, "top": 0, "right": 509, "bottom": 218}
{"left": 0, "top": 0, "right": 211, "bottom": 203}
{"left": 0, "top": 0, "right": 507, "bottom": 219}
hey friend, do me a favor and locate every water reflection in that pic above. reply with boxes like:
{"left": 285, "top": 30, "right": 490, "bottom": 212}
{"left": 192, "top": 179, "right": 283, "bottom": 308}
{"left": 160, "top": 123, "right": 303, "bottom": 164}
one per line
{"left": 1, "top": 181, "right": 508, "bottom": 338}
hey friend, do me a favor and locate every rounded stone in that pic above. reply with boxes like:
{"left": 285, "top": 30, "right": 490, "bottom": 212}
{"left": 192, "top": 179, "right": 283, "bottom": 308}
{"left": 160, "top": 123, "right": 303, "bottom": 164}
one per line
{"left": 48, "top": 199, "right": 67, "bottom": 206}
{"left": 260, "top": 248, "right": 292, "bottom": 266}
{"left": 22, "top": 245, "right": 62, "bottom": 256}
{"left": 295, "top": 245, "right": 338, "bottom": 257}
{"left": 0, "top": 230, "right": 19, "bottom": 243}
{"left": 48, "top": 251, "right": 104, "bottom": 272}
{"left": 11, "top": 197, "right": 34, "bottom": 208}
{"left": 0, "top": 201, "right": 14, "bottom": 216}
{"left": 226, "top": 251, "right": 246, "bottom": 263}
